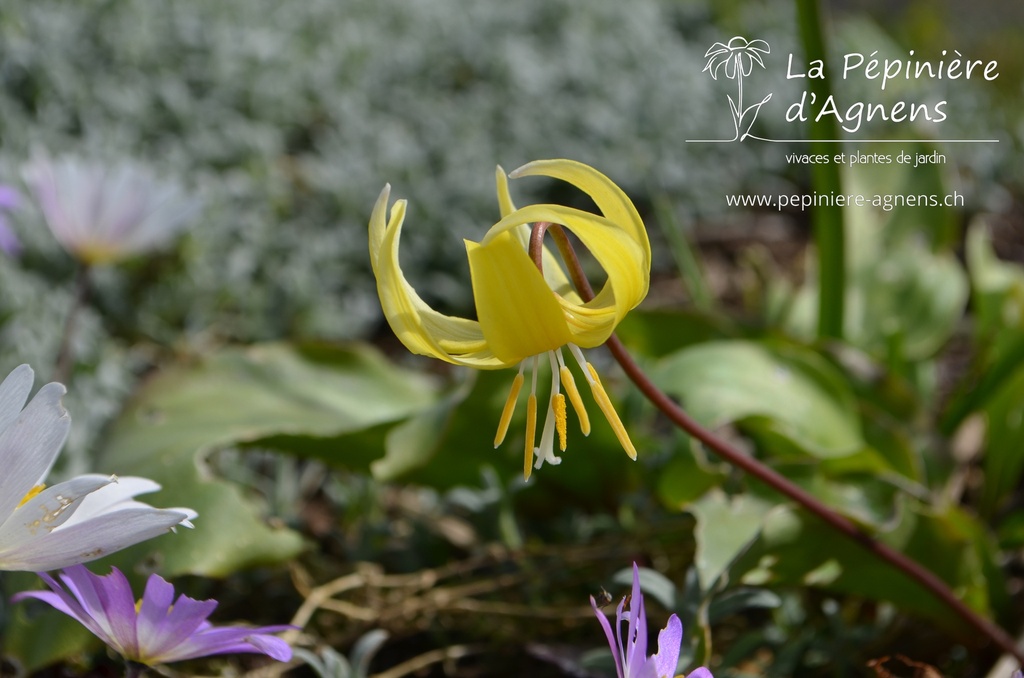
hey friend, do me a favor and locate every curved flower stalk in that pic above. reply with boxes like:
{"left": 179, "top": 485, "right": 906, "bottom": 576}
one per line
{"left": 0, "top": 365, "right": 196, "bottom": 571}
{"left": 590, "top": 564, "right": 712, "bottom": 678}
{"left": 0, "top": 185, "right": 22, "bottom": 255}
{"left": 22, "top": 152, "right": 200, "bottom": 265}
{"left": 370, "top": 159, "right": 650, "bottom": 478}
{"left": 703, "top": 37, "right": 772, "bottom": 141}
{"left": 14, "top": 564, "right": 292, "bottom": 666}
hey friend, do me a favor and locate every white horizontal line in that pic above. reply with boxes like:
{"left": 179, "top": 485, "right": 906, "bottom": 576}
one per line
{"left": 685, "top": 137, "right": 999, "bottom": 143}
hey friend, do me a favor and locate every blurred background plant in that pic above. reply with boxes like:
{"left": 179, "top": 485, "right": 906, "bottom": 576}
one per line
{"left": 0, "top": 0, "right": 1023, "bottom": 676}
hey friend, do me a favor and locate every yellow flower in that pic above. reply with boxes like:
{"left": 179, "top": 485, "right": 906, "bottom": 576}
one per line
{"left": 369, "top": 159, "right": 650, "bottom": 478}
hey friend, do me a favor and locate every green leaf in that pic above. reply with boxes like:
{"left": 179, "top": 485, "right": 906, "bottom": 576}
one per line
{"left": 759, "top": 466, "right": 904, "bottom": 532}
{"left": 611, "top": 566, "right": 678, "bottom": 610}
{"left": 97, "top": 342, "right": 438, "bottom": 576}
{"left": 846, "top": 245, "right": 967, "bottom": 362}
{"left": 2, "top": 570, "right": 96, "bottom": 672}
{"left": 614, "top": 309, "right": 730, "bottom": 359}
{"left": 943, "top": 224, "right": 1024, "bottom": 434}
{"left": 979, "top": 365, "right": 1024, "bottom": 518}
{"left": 785, "top": 158, "right": 966, "bottom": 364}
{"left": 732, "top": 502, "right": 1004, "bottom": 636}
{"left": 656, "top": 443, "right": 727, "bottom": 510}
{"left": 687, "top": 490, "right": 776, "bottom": 591}
{"left": 655, "top": 340, "right": 864, "bottom": 459}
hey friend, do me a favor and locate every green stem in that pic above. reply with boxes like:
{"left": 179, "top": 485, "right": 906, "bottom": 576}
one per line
{"left": 535, "top": 222, "right": 1024, "bottom": 664}
{"left": 795, "top": 0, "right": 845, "bottom": 339}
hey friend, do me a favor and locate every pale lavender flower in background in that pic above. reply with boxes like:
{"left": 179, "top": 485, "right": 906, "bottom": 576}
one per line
{"left": 0, "top": 184, "right": 22, "bottom": 255}
{"left": 14, "top": 564, "right": 292, "bottom": 665}
{"left": 0, "top": 365, "right": 197, "bottom": 571}
{"left": 22, "top": 153, "right": 200, "bottom": 265}
{"left": 590, "top": 563, "right": 713, "bottom": 678}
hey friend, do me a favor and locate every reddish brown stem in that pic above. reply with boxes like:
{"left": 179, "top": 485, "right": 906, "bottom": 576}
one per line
{"left": 533, "top": 222, "right": 1024, "bottom": 663}
{"left": 528, "top": 222, "right": 551, "bottom": 271}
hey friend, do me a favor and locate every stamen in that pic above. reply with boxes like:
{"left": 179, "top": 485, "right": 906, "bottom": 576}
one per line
{"left": 553, "top": 393, "right": 567, "bottom": 451}
{"left": 533, "top": 352, "right": 564, "bottom": 470}
{"left": 559, "top": 366, "right": 590, "bottom": 435}
{"left": 17, "top": 484, "right": 46, "bottom": 508}
{"left": 535, "top": 399, "right": 556, "bottom": 470}
{"left": 494, "top": 364, "right": 526, "bottom": 447}
{"left": 524, "top": 394, "right": 538, "bottom": 479}
{"left": 586, "top": 363, "right": 638, "bottom": 460}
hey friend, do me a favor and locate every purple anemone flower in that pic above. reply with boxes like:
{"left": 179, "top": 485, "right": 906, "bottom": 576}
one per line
{"left": 590, "top": 563, "right": 713, "bottom": 678}
{"left": 14, "top": 564, "right": 292, "bottom": 666}
{"left": 0, "top": 184, "right": 22, "bottom": 255}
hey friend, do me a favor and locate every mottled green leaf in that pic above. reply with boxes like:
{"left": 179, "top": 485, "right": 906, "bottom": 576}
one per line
{"left": 688, "top": 490, "right": 776, "bottom": 590}
{"left": 656, "top": 340, "right": 863, "bottom": 458}
{"left": 733, "top": 502, "right": 1004, "bottom": 636}
{"left": 98, "top": 342, "right": 438, "bottom": 576}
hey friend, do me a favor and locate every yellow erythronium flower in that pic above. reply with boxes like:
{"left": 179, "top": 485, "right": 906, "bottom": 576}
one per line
{"left": 369, "top": 159, "right": 650, "bottom": 478}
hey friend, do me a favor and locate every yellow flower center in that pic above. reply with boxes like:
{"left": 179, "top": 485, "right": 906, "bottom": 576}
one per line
{"left": 493, "top": 344, "right": 636, "bottom": 479}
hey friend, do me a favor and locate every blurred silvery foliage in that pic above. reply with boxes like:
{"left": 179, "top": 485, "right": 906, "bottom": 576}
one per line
{"left": 0, "top": 0, "right": 785, "bottom": 339}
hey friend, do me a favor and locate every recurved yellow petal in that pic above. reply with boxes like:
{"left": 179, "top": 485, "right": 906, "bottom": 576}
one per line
{"left": 369, "top": 186, "right": 509, "bottom": 369}
{"left": 510, "top": 159, "right": 651, "bottom": 271}
{"left": 466, "top": 230, "right": 574, "bottom": 364}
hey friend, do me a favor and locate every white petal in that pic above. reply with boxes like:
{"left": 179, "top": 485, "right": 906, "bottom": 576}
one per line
{"left": 0, "top": 474, "right": 115, "bottom": 553}
{"left": 0, "top": 383, "right": 70, "bottom": 527}
{"left": 0, "top": 365, "right": 34, "bottom": 434}
{"left": 57, "top": 475, "right": 198, "bottom": 529}
{"left": 61, "top": 476, "right": 160, "bottom": 524}
{"left": 0, "top": 507, "right": 195, "bottom": 571}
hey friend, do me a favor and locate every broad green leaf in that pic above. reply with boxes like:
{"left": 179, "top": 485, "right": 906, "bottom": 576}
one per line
{"left": 612, "top": 566, "right": 678, "bottom": 610}
{"left": 688, "top": 490, "right": 776, "bottom": 591}
{"left": 943, "top": 223, "right": 1024, "bottom": 434}
{"left": 765, "top": 466, "right": 904, "bottom": 531}
{"left": 614, "top": 309, "right": 729, "bottom": 359}
{"left": 845, "top": 245, "right": 967, "bottom": 362}
{"left": 371, "top": 371, "right": 476, "bottom": 482}
{"left": 656, "top": 340, "right": 863, "bottom": 458}
{"left": 97, "top": 342, "right": 438, "bottom": 576}
{"left": 733, "top": 502, "right": 1004, "bottom": 636}
{"left": 979, "top": 365, "right": 1024, "bottom": 518}
{"left": 656, "top": 443, "right": 727, "bottom": 510}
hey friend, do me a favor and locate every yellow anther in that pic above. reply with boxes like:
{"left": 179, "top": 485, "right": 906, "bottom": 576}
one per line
{"left": 18, "top": 484, "right": 46, "bottom": 508}
{"left": 553, "top": 393, "right": 567, "bottom": 451}
{"left": 560, "top": 366, "right": 590, "bottom": 435}
{"left": 494, "top": 372, "right": 525, "bottom": 447}
{"left": 586, "top": 363, "right": 637, "bottom": 460}
{"left": 524, "top": 394, "right": 538, "bottom": 479}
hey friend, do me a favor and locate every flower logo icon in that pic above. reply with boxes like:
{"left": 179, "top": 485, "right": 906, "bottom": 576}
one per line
{"left": 702, "top": 36, "right": 773, "bottom": 141}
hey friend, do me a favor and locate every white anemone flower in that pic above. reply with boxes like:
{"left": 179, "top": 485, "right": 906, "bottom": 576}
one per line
{"left": 0, "top": 365, "right": 196, "bottom": 571}
{"left": 22, "top": 153, "right": 200, "bottom": 265}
